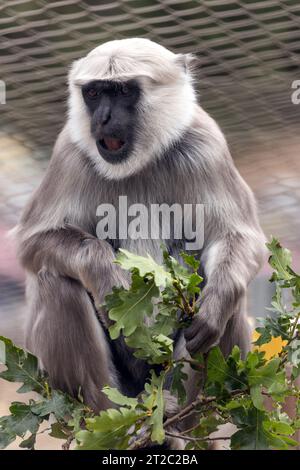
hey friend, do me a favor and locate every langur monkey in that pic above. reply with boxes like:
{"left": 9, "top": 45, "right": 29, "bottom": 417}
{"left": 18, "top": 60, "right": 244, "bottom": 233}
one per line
{"left": 17, "top": 38, "right": 266, "bottom": 421}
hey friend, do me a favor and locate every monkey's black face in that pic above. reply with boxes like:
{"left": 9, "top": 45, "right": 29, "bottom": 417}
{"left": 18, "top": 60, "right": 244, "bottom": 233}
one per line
{"left": 82, "top": 79, "right": 141, "bottom": 164}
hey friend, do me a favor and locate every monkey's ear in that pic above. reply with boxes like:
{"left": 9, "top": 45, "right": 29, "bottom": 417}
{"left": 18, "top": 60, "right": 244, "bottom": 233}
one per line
{"left": 174, "top": 53, "right": 199, "bottom": 73}
{"left": 68, "top": 57, "right": 87, "bottom": 86}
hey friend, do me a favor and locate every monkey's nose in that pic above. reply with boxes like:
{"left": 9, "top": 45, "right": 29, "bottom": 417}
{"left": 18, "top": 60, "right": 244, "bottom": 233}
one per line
{"left": 99, "top": 106, "right": 111, "bottom": 125}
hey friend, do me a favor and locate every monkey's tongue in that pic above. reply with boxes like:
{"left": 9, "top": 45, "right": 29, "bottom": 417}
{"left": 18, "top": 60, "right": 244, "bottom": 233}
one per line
{"left": 103, "top": 137, "right": 124, "bottom": 151}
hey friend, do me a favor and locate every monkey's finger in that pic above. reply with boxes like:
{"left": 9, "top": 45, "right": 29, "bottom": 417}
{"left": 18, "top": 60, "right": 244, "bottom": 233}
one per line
{"left": 186, "top": 327, "right": 218, "bottom": 355}
{"left": 198, "top": 338, "right": 218, "bottom": 354}
{"left": 184, "top": 321, "right": 199, "bottom": 341}
{"left": 196, "top": 331, "right": 220, "bottom": 354}
{"left": 186, "top": 332, "right": 208, "bottom": 355}
{"left": 184, "top": 316, "right": 210, "bottom": 341}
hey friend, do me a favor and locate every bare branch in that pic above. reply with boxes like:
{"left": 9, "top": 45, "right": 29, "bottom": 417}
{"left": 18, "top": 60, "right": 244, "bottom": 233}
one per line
{"left": 165, "top": 431, "right": 231, "bottom": 443}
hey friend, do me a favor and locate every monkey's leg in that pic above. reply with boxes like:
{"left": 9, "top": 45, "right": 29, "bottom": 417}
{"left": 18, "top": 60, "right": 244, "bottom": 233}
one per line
{"left": 18, "top": 224, "right": 129, "bottom": 317}
{"left": 25, "top": 271, "right": 118, "bottom": 412}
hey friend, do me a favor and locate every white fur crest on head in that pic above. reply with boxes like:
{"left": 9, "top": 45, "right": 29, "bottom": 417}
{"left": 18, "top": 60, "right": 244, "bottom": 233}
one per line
{"left": 67, "top": 38, "right": 197, "bottom": 180}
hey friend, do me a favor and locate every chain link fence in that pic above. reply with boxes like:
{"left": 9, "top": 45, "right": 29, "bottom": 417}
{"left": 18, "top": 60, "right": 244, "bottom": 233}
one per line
{"left": 1, "top": 0, "right": 299, "bottom": 150}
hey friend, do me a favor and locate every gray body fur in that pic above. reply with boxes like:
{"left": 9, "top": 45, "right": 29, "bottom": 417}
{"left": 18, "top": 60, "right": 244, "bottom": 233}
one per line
{"left": 16, "top": 39, "right": 266, "bottom": 418}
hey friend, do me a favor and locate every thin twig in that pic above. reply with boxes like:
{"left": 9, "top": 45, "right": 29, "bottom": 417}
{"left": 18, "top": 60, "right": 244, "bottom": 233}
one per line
{"left": 37, "top": 427, "right": 51, "bottom": 435}
{"left": 128, "top": 431, "right": 151, "bottom": 450}
{"left": 62, "top": 434, "right": 74, "bottom": 451}
{"left": 165, "top": 431, "right": 231, "bottom": 443}
{"left": 128, "top": 396, "right": 211, "bottom": 450}
{"left": 173, "top": 281, "right": 193, "bottom": 316}
{"left": 164, "top": 389, "right": 244, "bottom": 429}
{"left": 164, "top": 397, "right": 208, "bottom": 429}
{"left": 129, "top": 389, "right": 246, "bottom": 449}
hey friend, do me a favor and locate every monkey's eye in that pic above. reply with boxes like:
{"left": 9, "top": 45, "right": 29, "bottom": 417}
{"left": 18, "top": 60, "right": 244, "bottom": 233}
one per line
{"left": 86, "top": 88, "right": 98, "bottom": 99}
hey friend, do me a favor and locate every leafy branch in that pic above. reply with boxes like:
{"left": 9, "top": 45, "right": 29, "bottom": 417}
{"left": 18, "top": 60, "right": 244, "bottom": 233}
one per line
{"left": 0, "top": 238, "right": 299, "bottom": 450}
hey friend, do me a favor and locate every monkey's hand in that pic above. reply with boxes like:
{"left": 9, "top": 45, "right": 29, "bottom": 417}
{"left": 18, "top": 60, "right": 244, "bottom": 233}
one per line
{"left": 84, "top": 255, "right": 130, "bottom": 329}
{"left": 95, "top": 262, "right": 130, "bottom": 307}
{"left": 78, "top": 238, "right": 130, "bottom": 308}
{"left": 163, "top": 390, "right": 180, "bottom": 418}
{"left": 184, "top": 291, "right": 228, "bottom": 355}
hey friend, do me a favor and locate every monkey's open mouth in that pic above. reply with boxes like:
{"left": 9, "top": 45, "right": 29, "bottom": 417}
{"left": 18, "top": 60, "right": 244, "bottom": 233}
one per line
{"left": 96, "top": 135, "right": 129, "bottom": 163}
{"left": 99, "top": 137, "right": 125, "bottom": 152}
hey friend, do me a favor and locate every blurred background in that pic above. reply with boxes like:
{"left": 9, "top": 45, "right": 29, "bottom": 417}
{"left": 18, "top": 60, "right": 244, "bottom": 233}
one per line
{"left": 0, "top": 0, "right": 299, "bottom": 448}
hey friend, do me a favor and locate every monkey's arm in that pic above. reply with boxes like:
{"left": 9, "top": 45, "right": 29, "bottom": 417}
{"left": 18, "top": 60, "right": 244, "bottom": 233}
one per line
{"left": 182, "top": 108, "right": 267, "bottom": 355}
{"left": 184, "top": 227, "right": 265, "bottom": 355}
{"left": 183, "top": 112, "right": 266, "bottom": 355}
{"left": 18, "top": 225, "right": 128, "bottom": 306}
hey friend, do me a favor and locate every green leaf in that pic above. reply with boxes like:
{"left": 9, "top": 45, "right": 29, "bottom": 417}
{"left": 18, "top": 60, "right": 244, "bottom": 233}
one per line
{"left": 230, "top": 407, "right": 270, "bottom": 449}
{"left": 267, "top": 238, "right": 293, "bottom": 282}
{"left": 68, "top": 407, "right": 85, "bottom": 435}
{"left": 106, "top": 272, "right": 159, "bottom": 340}
{"left": 206, "top": 347, "right": 228, "bottom": 384}
{"left": 187, "top": 414, "right": 221, "bottom": 450}
{"left": 222, "top": 396, "right": 252, "bottom": 411}
{"left": 163, "top": 252, "right": 192, "bottom": 285}
{"left": 102, "top": 386, "right": 138, "bottom": 409}
{"left": 292, "top": 365, "right": 300, "bottom": 380}
{"left": 245, "top": 350, "right": 261, "bottom": 369}
{"left": 76, "top": 407, "right": 142, "bottom": 450}
{"left": 143, "top": 371, "right": 165, "bottom": 444}
{"left": 225, "top": 347, "right": 248, "bottom": 392}
{"left": 205, "top": 347, "right": 228, "bottom": 397}
{"left": 181, "top": 253, "right": 200, "bottom": 271}
{"left": 0, "top": 430, "right": 15, "bottom": 449}
{"left": 288, "top": 340, "right": 300, "bottom": 369}
{"left": 248, "top": 358, "right": 286, "bottom": 405}
{"left": 186, "top": 273, "right": 203, "bottom": 297}
{"left": 1, "top": 241, "right": 299, "bottom": 452}
{"left": 4, "top": 402, "right": 41, "bottom": 436}
{"left": 268, "top": 284, "right": 288, "bottom": 315}
{"left": 293, "top": 418, "right": 300, "bottom": 430}
{"left": 231, "top": 406, "right": 296, "bottom": 450}
{"left": 153, "top": 307, "right": 179, "bottom": 337}
{"left": 254, "top": 313, "right": 291, "bottom": 345}
{"left": 170, "top": 363, "right": 188, "bottom": 406}
{"left": 0, "top": 402, "right": 42, "bottom": 449}
{"left": 253, "top": 327, "right": 272, "bottom": 346}
{"left": 250, "top": 385, "right": 265, "bottom": 411}
{"left": 264, "top": 420, "right": 294, "bottom": 436}
{"left": 126, "top": 329, "right": 173, "bottom": 364}
{"left": 116, "top": 249, "right": 172, "bottom": 287}
{"left": 31, "top": 390, "right": 75, "bottom": 420}
{"left": 163, "top": 252, "right": 202, "bottom": 296}
{"left": 49, "top": 422, "right": 71, "bottom": 440}
{"left": 19, "top": 433, "right": 36, "bottom": 449}
{"left": 0, "top": 336, "right": 44, "bottom": 394}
